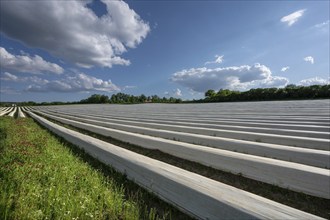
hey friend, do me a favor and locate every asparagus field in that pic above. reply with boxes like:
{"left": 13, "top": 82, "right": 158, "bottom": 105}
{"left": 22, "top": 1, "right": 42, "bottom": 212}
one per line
{"left": 2, "top": 99, "right": 329, "bottom": 219}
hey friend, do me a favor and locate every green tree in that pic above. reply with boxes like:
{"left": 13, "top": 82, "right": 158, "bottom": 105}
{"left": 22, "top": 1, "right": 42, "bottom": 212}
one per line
{"left": 205, "top": 89, "right": 216, "bottom": 98}
{"left": 139, "top": 94, "right": 147, "bottom": 103}
{"left": 100, "top": 95, "right": 110, "bottom": 103}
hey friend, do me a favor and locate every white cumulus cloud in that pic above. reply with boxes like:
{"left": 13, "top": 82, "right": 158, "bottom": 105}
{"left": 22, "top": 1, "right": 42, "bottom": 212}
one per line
{"left": 0, "top": 47, "right": 63, "bottom": 74}
{"left": 281, "top": 9, "right": 306, "bottom": 26}
{"left": 171, "top": 63, "right": 288, "bottom": 92}
{"left": 304, "top": 56, "right": 314, "bottom": 64}
{"left": 0, "top": 0, "right": 150, "bottom": 68}
{"left": 205, "top": 55, "right": 224, "bottom": 65}
{"left": 26, "top": 72, "right": 120, "bottom": 93}
{"left": 1, "top": 72, "right": 18, "bottom": 81}
{"left": 174, "top": 88, "right": 182, "bottom": 97}
{"left": 298, "top": 77, "right": 330, "bottom": 86}
{"left": 1, "top": 72, "right": 49, "bottom": 84}
{"left": 281, "top": 66, "right": 290, "bottom": 72}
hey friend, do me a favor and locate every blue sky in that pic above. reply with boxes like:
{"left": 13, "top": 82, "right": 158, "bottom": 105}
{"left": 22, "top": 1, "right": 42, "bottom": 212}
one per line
{"left": 0, "top": 0, "right": 329, "bottom": 102}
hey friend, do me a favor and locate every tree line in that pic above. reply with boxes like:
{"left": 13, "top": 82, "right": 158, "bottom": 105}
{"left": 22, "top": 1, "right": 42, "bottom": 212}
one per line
{"left": 200, "top": 84, "right": 330, "bottom": 103}
{"left": 4, "top": 93, "right": 182, "bottom": 106}
{"left": 80, "top": 93, "right": 182, "bottom": 104}
{"left": 1, "top": 84, "right": 328, "bottom": 107}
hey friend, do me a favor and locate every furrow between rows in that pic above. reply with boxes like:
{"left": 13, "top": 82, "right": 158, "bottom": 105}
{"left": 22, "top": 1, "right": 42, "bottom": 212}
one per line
{"left": 33, "top": 108, "right": 330, "bottom": 151}
{"left": 31, "top": 109, "right": 330, "bottom": 199}
{"left": 25, "top": 110, "right": 326, "bottom": 220}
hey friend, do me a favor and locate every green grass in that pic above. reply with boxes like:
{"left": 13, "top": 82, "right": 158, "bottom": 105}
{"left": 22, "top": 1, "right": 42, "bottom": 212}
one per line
{"left": 0, "top": 117, "right": 187, "bottom": 220}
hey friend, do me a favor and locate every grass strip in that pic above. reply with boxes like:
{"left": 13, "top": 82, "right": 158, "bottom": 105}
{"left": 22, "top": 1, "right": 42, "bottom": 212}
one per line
{"left": 39, "top": 113, "right": 330, "bottom": 219}
{"left": 0, "top": 117, "right": 190, "bottom": 220}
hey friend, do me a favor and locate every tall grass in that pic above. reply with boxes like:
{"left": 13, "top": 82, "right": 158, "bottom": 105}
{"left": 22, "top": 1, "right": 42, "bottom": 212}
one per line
{"left": 0, "top": 117, "right": 179, "bottom": 219}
